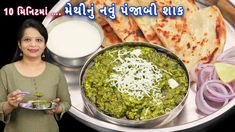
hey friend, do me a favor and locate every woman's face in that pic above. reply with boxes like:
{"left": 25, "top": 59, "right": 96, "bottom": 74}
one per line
{"left": 19, "top": 27, "right": 46, "bottom": 59}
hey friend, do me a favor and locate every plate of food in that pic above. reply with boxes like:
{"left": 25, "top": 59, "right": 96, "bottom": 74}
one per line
{"left": 80, "top": 42, "right": 190, "bottom": 127}
{"left": 19, "top": 100, "right": 57, "bottom": 110}
{"left": 42, "top": 0, "right": 235, "bottom": 131}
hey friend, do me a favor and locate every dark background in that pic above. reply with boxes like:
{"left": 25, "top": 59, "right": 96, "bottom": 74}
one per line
{"left": 0, "top": 0, "right": 235, "bottom": 132}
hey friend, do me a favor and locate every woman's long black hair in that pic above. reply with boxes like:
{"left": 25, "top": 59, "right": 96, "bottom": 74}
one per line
{"left": 12, "top": 19, "right": 50, "bottom": 62}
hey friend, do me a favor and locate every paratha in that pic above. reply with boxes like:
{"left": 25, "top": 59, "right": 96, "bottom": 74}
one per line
{"left": 152, "top": 5, "right": 226, "bottom": 72}
{"left": 126, "top": 0, "right": 163, "bottom": 46}
{"left": 103, "top": 0, "right": 146, "bottom": 42}
{"left": 60, "top": 0, "right": 226, "bottom": 72}
{"left": 102, "top": 24, "right": 122, "bottom": 47}
{"left": 85, "top": 0, "right": 108, "bottom": 26}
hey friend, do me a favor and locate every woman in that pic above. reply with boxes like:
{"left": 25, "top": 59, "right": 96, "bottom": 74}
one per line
{"left": 0, "top": 19, "right": 71, "bottom": 132}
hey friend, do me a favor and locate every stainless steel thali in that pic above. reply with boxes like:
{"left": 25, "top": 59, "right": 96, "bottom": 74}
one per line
{"left": 43, "top": 0, "right": 235, "bottom": 131}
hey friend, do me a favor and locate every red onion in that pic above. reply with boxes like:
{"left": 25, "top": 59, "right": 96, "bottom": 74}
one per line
{"left": 230, "top": 81, "right": 235, "bottom": 90}
{"left": 206, "top": 80, "right": 235, "bottom": 99}
{"left": 195, "top": 46, "right": 235, "bottom": 115}
{"left": 216, "top": 47, "right": 235, "bottom": 61}
{"left": 196, "top": 91, "right": 215, "bottom": 115}
{"left": 197, "top": 65, "right": 214, "bottom": 88}
{"left": 217, "top": 60, "right": 235, "bottom": 65}
{"left": 204, "top": 88, "right": 227, "bottom": 102}
{"left": 196, "top": 80, "right": 231, "bottom": 115}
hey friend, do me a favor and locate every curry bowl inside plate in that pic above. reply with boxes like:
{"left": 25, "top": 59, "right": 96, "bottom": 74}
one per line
{"left": 79, "top": 42, "right": 190, "bottom": 127}
{"left": 31, "top": 100, "right": 52, "bottom": 109}
{"left": 19, "top": 100, "right": 56, "bottom": 110}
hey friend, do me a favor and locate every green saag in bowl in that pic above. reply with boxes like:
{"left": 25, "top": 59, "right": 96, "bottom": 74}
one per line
{"left": 31, "top": 100, "right": 52, "bottom": 109}
{"left": 80, "top": 42, "right": 189, "bottom": 127}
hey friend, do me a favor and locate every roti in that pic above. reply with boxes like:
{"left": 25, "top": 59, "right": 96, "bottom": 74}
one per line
{"left": 127, "top": 0, "right": 163, "bottom": 46}
{"left": 152, "top": 5, "right": 226, "bottom": 72}
{"left": 103, "top": 0, "right": 146, "bottom": 42}
{"left": 185, "top": 6, "right": 226, "bottom": 68}
{"left": 102, "top": 24, "right": 122, "bottom": 47}
{"left": 85, "top": 0, "right": 108, "bottom": 26}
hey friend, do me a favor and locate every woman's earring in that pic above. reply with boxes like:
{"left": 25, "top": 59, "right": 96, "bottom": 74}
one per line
{"left": 20, "top": 52, "right": 23, "bottom": 56}
{"left": 42, "top": 54, "right": 45, "bottom": 57}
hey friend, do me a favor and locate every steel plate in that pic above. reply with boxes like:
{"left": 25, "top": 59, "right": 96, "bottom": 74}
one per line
{"left": 43, "top": 0, "right": 235, "bottom": 131}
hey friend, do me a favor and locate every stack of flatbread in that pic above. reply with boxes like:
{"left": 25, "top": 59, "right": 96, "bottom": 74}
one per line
{"left": 149, "top": 0, "right": 226, "bottom": 72}
{"left": 62, "top": 0, "right": 226, "bottom": 72}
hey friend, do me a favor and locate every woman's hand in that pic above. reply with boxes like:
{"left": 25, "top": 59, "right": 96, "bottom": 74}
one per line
{"left": 45, "top": 98, "right": 62, "bottom": 114}
{"left": 7, "top": 89, "right": 25, "bottom": 108}
{"left": 3, "top": 89, "right": 25, "bottom": 115}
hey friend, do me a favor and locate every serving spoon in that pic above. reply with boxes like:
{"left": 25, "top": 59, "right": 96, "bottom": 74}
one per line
{"left": 18, "top": 91, "right": 31, "bottom": 95}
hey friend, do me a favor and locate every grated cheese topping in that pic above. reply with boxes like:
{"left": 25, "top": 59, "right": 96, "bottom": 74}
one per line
{"left": 107, "top": 49, "right": 165, "bottom": 100}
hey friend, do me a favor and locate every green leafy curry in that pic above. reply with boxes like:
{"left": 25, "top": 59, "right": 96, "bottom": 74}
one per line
{"left": 83, "top": 46, "right": 188, "bottom": 120}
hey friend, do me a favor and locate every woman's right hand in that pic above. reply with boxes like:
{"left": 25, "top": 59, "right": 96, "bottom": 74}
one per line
{"left": 3, "top": 90, "right": 25, "bottom": 115}
{"left": 7, "top": 89, "right": 25, "bottom": 108}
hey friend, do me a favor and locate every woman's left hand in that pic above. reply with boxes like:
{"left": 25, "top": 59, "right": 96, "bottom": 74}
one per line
{"left": 45, "top": 98, "right": 62, "bottom": 114}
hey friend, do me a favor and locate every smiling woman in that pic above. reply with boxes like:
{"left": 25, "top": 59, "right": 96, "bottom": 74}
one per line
{"left": 12, "top": 20, "right": 47, "bottom": 62}
{"left": 0, "top": 19, "right": 71, "bottom": 132}
{"left": 0, "top": 0, "right": 59, "bottom": 67}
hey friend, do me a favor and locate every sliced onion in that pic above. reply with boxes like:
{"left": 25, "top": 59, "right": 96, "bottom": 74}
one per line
{"left": 197, "top": 65, "right": 214, "bottom": 88}
{"left": 206, "top": 80, "right": 235, "bottom": 99}
{"left": 196, "top": 80, "right": 230, "bottom": 114}
{"left": 211, "top": 68, "right": 218, "bottom": 80}
{"left": 195, "top": 47, "right": 235, "bottom": 115}
{"left": 216, "top": 47, "right": 235, "bottom": 61}
{"left": 204, "top": 90, "right": 226, "bottom": 102}
{"left": 197, "top": 64, "right": 213, "bottom": 70}
{"left": 217, "top": 60, "right": 235, "bottom": 65}
{"left": 196, "top": 91, "right": 215, "bottom": 115}
{"left": 230, "top": 81, "right": 235, "bottom": 90}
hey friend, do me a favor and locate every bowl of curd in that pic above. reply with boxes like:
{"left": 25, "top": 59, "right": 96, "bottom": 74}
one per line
{"left": 46, "top": 16, "right": 104, "bottom": 67}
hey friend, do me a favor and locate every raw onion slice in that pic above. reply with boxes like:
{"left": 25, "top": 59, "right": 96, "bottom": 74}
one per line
{"left": 196, "top": 80, "right": 231, "bottom": 114}
{"left": 197, "top": 65, "right": 214, "bottom": 88}
{"left": 195, "top": 47, "right": 235, "bottom": 115}
{"left": 216, "top": 47, "right": 235, "bottom": 61}
{"left": 206, "top": 81, "right": 235, "bottom": 99}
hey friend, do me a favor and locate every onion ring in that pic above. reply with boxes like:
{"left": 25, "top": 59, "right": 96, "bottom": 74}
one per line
{"left": 195, "top": 47, "right": 235, "bottom": 115}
